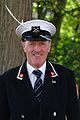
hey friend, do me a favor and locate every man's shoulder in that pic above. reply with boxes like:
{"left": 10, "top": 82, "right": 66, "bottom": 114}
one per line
{"left": 0, "top": 66, "right": 20, "bottom": 79}
{"left": 50, "top": 62, "right": 74, "bottom": 74}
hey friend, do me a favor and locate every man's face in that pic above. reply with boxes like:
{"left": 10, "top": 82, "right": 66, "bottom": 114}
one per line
{"left": 22, "top": 40, "right": 51, "bottom": 68}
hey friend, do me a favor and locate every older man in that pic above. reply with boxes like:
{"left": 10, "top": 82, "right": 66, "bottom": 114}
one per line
{"left": 0, "top": 19, "right": 79, "bottom": 120}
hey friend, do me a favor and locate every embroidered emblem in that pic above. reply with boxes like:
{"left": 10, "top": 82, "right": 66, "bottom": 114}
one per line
{"left": 48, "top": 61, "right": 58, "bottom": 78}
{"left": 32, "top": 26, "right": 40, "bottom": 33}
{"left": 50, "top": 71, "right": 55, "bottom": 77}
{"left": 19, "top": 73, "right": 24, "bottom": 78}
{"left": 16, "top": 65, "right": 24, "bottom": 80}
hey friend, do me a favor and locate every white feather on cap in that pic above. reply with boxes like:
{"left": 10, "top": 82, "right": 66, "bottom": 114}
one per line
{"left": 16, "top": 19, "right": 56, "bottom": 38}
{"left": 5, "top": 5, "right": 56, "bottom": 40}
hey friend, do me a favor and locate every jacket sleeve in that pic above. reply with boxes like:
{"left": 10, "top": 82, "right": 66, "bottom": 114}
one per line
{"left": 65, "top": 70, "right": 80, "bottom": 120}
{"left": 0, "top": 75, "right": 10, "bottom": 120}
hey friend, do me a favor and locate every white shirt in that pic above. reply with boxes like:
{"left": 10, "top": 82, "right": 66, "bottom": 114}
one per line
{"left": 27, "top": 61, "right": 46, "bottom": 89}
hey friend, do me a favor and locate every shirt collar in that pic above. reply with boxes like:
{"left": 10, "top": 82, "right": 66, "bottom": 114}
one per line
{"left": 27, "top": 61, "right": 46, "bottom": 75}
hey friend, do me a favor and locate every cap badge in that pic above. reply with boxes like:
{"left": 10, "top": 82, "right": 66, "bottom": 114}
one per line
{"left": 32, "top": 26, "right": 40, "bottom": 34}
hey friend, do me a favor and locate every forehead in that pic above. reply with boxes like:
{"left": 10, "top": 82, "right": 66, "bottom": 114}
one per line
{"left": 26, "top": 40, "right": 50, "bottom": 44}
{"left": 23, "top": 40, "right": 51, "bottom": 47}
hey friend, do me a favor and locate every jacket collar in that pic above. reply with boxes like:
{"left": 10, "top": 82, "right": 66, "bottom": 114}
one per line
{"left": 16, "top": 60, "right": 59, "bottom": 117}
{"left": 16, "top": 60, "right": 58, "bottom": 80}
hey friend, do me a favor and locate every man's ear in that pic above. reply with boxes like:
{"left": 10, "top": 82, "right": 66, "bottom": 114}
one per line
{"left": 21, "top": 41, "right": 24, "bottom": 47}
{"left": 21, "top": 41, "right": 26, "bottom": 52}
{"left": 48, "top": 41, "right": 51, "bottom": 53}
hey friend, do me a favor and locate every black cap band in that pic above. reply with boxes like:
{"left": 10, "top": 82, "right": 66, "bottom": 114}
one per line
{"left": 22, "top": 26, "right": 51, "bottom": 41}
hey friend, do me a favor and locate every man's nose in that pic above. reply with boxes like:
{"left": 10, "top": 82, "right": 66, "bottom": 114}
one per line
{"left": 34, "top": 45, "right": 41, "bottom": 51}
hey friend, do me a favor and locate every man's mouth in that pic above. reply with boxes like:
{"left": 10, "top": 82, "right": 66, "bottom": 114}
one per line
{"left": 33, "top": 52, "right": 42, "bottom": 57}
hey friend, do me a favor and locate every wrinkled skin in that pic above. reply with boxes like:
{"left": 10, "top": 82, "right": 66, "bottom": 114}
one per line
{"left": 21, "top": 40, "right": 51, "bottom": 68}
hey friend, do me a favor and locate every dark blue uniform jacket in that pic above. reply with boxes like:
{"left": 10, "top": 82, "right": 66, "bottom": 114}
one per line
{"left": 0, "top": 60, "right": 79, "bottom": 120}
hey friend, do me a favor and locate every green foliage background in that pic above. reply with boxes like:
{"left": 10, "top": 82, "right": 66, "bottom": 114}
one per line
{"left": 32, "top": 0, "right": 80, "bottom": 88}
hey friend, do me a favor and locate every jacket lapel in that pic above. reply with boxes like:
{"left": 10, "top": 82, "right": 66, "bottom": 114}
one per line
{"left": 16, "top": 60, "right": 39, "bottom": 106}
{"left": 40, "top": 61, "right": 59, "bottom": 117}
{"left": 16, "top": 60, "right": 60, "bottom": 117}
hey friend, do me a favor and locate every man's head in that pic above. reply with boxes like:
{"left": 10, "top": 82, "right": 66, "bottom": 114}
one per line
{"left": 16, "top": 19, "right": 56, "bottom": 68}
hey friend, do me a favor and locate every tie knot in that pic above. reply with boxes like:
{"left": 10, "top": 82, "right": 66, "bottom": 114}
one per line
{"left": 33, "top": 70, "right": 42, "bottom": 78}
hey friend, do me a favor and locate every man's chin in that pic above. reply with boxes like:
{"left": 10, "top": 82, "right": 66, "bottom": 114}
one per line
{"left": 33, "top": 62, "right": 43, "bottom": 68}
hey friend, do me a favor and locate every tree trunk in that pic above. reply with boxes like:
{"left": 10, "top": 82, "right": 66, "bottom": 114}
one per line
{"left": 52, "top": 0, "right": 67, "bottom": 48}
{"left": 0, "top": 0, "right": 32, "bottom": 74}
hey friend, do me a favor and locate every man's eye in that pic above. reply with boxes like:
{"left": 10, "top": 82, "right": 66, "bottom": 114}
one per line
{"left": 40, "top": 42, "right": 46, "bottom": 45}
{"left": 29, "top": 42, "right": 34, "bottom": 45}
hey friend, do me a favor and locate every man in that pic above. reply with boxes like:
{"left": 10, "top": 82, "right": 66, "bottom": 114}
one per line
{"left": 0, "top": 19, "right": 79, "bottom": 120}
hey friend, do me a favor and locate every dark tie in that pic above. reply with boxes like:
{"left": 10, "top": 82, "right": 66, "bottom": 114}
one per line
{"left": 33, "top": 70, "right": 43, "bottom": 102}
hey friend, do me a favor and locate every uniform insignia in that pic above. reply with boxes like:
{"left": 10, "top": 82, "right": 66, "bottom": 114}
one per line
{"left": 16, "top": 65, "right": 24, "bottom": 80}
{"left": 50, "top": 71, "right": 55, "bottom": 77}
{"left": 52, "top": 80, "right": 56, "bottom": 84}
{"left": 19, "top": 73, "right": 24, "bottom": 78}
{"left": 49, "top": 61, "right": 58, "bottom": 78}
{"left": 32, "top": 26, "right": 40, "bottom": 34}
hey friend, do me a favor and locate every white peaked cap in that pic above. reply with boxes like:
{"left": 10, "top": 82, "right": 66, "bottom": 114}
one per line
{"left": 16, "top": 19, "right": 56, "bottom": 38}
